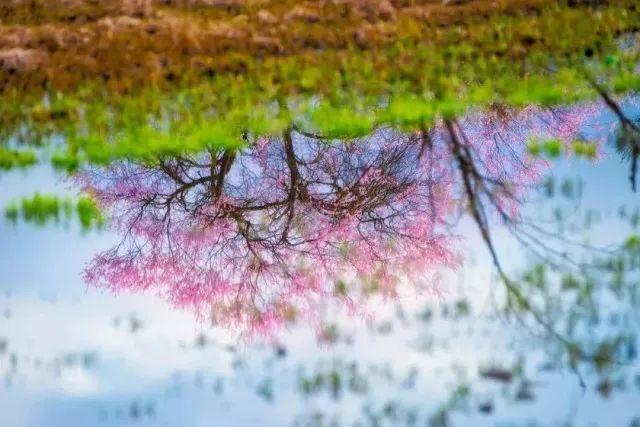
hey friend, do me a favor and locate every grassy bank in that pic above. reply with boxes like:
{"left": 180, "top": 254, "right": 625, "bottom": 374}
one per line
{"left": 0, "top": 0, "right": 638, "bottom": 167}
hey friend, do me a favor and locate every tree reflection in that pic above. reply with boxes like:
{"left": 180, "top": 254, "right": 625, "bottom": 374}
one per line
{"left": 81, "top": 128, "right": 456, "bottom": 334}
{"left": 509, "top": 230, "right": 640, "bottom": 397}
{"left": 79, "top": 104, "right": 595, "bottom": 335}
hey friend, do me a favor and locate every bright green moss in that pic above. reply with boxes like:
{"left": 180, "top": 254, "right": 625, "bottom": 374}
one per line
{"left": 572, "top": 140, "right": 598, "bottom": 159}
{"left": 0, "top": 147, "right": 38, "bottom": 170}
{"left": 527, "top": 140, "right": 543, "bottom": 157}
{"left": 542, "top": 139, "right": 563, "bottom": 158}
{"left": 4, "top": 193, "right": 104, "bottom": 230}
{"left": 20, "top": 193, "right": 62, "bottom": 226}
{"left": 76, "top": 196, "right": 104, "bottom": 231}
{"left": 528, "top": 138, "right": 565, "bottom": 159}
{"left": 625, "top": 235, "right": 640, "bottom": 252}
{"left": 309, "top": 105, "right": 376, "bottom": 140}
{"left": 51, "top": 151, "right": 81, "bottom": 172}
{"left": 378, "top": 96, "right": 435, "bottom": 130}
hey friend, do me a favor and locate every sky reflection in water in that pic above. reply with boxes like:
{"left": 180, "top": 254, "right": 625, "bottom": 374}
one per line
{"left": 0, "top": 104, "right": 640, "bottom": 426}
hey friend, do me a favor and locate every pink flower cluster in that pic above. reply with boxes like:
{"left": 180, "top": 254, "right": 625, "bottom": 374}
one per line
{"left": 80, "top": 104, "right": 599, "bottom": 337}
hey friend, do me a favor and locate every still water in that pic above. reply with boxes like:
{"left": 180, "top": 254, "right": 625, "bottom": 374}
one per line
{"left": 1, "top": 107, "right": 639, "bottom": 427}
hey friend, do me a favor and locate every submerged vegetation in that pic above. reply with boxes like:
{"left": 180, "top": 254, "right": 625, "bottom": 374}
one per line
{"left": 4, "top": 192, "right": 104, "bottom": 230}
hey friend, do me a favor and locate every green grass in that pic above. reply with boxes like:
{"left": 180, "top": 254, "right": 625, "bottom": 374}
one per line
{"left": 0, "top": 1, "right": 638, "bottom": 170}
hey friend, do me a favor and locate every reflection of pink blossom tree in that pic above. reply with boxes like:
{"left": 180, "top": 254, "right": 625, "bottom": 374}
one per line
{"left": 81, "top": 104, "right": 594, "bottom": 336}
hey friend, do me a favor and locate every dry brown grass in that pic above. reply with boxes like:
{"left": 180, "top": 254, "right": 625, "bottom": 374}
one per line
{"left": 0, "top": 0, "right": 634, "bottom": 96}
